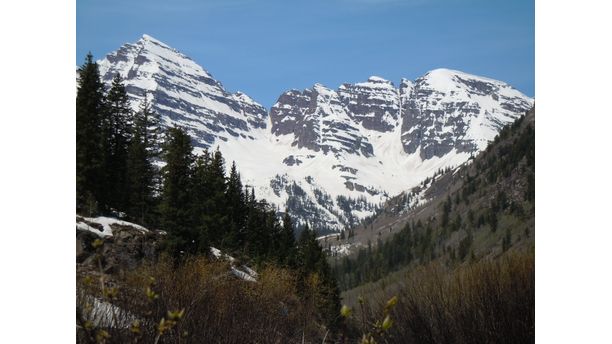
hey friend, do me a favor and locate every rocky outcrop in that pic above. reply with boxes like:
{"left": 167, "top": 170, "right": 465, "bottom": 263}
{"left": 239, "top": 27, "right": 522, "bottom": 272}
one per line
{"left": 270, "top": 84, "right": 374, "bottom": 157}
{"left": 76, "top": 216, "right": 165, "bottom": 274}
{"left": 338, "top": 76, "right": 400, "bottom": 132}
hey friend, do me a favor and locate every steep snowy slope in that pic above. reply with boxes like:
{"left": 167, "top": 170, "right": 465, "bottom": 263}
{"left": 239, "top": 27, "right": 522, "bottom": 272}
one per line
{"left": 94, "top": 35, "right": 534, "bottom": 233}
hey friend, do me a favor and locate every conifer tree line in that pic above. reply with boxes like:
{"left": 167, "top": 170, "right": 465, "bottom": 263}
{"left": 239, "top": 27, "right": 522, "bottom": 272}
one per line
{"left": 76, "top": 52, "right": 161, "bottom": 222}
{"left": 75, "top": 52, "right": 318, "bottom": 258}
{"left": 76, "top": 53, "right": 340, "bottom": 326}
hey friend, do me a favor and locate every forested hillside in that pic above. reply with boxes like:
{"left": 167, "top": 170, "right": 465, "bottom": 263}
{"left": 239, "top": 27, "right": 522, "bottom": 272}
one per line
{"left": 333, "top": 107, "right": 535, "bottom": 290}
{"left": 328, "top": 108, "right": 535, "bottom": 343}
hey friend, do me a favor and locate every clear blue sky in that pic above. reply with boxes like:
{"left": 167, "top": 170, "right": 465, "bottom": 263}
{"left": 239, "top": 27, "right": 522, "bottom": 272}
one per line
{"left": 77, "top": 0, "right": 534, "bottom": 108}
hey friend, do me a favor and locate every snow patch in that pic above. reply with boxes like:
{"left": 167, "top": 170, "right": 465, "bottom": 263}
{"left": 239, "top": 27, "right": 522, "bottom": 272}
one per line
{"left": 209, "top": 247, "right": 258, "bottom": 282}
{"left": 76, "top": 216, "right": 149, "bottom": 237}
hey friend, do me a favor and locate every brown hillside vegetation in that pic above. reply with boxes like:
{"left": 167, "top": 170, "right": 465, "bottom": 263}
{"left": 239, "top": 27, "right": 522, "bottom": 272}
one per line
{"left": 343, "top": 251, "right": 534, "bottom": 344}
{"left": 77, "top": 255, "right": 337, "bottom": 343}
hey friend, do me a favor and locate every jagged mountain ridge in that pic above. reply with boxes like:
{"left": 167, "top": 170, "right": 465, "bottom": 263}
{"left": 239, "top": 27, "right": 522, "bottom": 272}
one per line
{"left": 93, "top": 34, "right": 533, "bottom": 233}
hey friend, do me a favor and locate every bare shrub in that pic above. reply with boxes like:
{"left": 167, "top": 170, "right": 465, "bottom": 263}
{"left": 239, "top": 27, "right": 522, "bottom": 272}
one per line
{"left": 77, "top": 255, "right": 329, "bottom": 343}
{"left": 354, "top": 252, "right": 534, "bottom": 344}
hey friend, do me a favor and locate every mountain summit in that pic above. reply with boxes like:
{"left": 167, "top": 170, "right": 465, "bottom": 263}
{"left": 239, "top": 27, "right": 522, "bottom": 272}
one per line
{"left": 98, "top": 34, "right": 268, "bottom": 147}
{"left": 93, "top": 35, "right": 533, "bottom": 233}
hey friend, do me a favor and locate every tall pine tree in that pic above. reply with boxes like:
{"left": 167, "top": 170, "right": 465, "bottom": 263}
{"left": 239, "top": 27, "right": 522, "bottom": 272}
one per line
{"left": 190, "top": 152, "right": 211, "bottom": 253}
{"left": 126, "top": 93, "right": 160, "bottom": 225}
{"left": 296, "top": 224, "right": 341, "bottom": 330}
{"left": 160, "top": 127, "right": 195, "bottom": 255}
{"left": 225, "top": 161, "right": 246, "bottom": 249}
{"left": 102, "top": 74, "right": 132, "bottom": 212}
{"left": 201, "top": 148, "right": 228, "bottom": 247}
{"left": 76, "top": 53, "right": 106, "bottom": 215}
{"left": 277, "top": 210, "right": 297, "bottom": 266}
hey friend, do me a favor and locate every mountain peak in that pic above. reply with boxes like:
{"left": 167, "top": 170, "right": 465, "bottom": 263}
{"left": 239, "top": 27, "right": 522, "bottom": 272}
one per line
{"left": 367, "top": 75, "right": 390, "bottom": 83}
{"left": 426, "top": 67, "right": 457, "bottom": 75}
{"left": 140, "top": 34, "right": 165, "bottom": 45}
{"left": 352, "top": 76, "right": 395, "bottom": 90}
{"left": 312, "top": 83, "right": 334, "bottom": 95}
{"left": 422, "top": 68, "right": 507, "bottom": 88}
{"left": 97, "top": 35, "right": 268, "bottom": 148}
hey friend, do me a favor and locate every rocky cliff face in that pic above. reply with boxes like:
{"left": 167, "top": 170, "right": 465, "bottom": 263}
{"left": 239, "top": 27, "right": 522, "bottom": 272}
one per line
{"left": 271, "top": 69, "right": 533, "bottom": 161}
{"left": 270, "top": 84, "right": 374, "bottom": 157}
{"left": 92, "top": 35, "right": 534, "bottom": 233}
{"left": 400, "top": 69, "right": 533, "bottom": 159}
{"left": 338, "top": 76, "right": 401, "bottom": 132}
{"left": 76, "top": 216, "right": 164, "bottom": 274}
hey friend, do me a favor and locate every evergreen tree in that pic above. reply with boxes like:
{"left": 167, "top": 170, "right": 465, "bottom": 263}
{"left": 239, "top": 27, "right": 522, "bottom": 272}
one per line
{"left": 244, "top": 199, "right": 273, "bottom": 260}
{"left": 190, "top": 152, "right": 212, "bottom": 253}
{"left": 297, "top": 225, "right": 321, "bottom": 274}
{"left": 160, "top": 127, "right": 195, "bottom": 255}
{"left": 102, "top": 74, "right": 132, "bottom": 212}
{"left": 263, "top": 207, "right": 280, "bottom": 258}
{"left": 126, "top": 95, "right": 159, "bottom": 225}
{"left": 76, "top": 53, "right": 106, "bottom": 214}
{"left": 134, "top": 92, "right": 163, "bottom": 158}
{"left": 277, "top": 210, "right": 296, "bottom": 266}
{"left": 489, "top": 210, "right": 498, "bottom": 232}
{"left": 441, "top": 195, "right": 452, "bottom": 228}
{"left": 225, "top": 161, "right": 246, "bottom": 248}
{"left": 296, "top": 224, "right": 341, "bottom": 330}
{"left": 243, "top": 187, "right": 258, "bottom": 255}
{"left": 201, "top": 148, "right": 228, "bottom": 247}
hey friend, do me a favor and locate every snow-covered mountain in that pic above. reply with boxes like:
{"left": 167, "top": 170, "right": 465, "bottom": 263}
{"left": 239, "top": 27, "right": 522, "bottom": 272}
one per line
{"left": 97, "top": 34, "right": 267, "bottom": 147}
{"left": 400, "top": 69, "right": 533, "bottom": 159}
{"left": 94, "top": 35, "right": 534, "bottom": 234}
